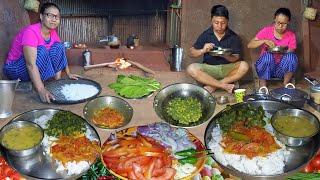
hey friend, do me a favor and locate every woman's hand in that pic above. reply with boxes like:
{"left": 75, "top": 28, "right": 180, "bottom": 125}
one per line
{"left": 264, "top": 40, "right": 275, "bottom": 48}
{"left": 67, "top": 73, "right": 82, "bottom": 80}
{"left": 38, "top": 88, "right": 55, "bottom": 103}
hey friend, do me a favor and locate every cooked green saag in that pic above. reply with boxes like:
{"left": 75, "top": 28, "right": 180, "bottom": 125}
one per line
{"left": 45, "top": 111, "right": 86, "bottom": 137}
{"left": 217, "top": 104, "right": 266, "bottom": 133}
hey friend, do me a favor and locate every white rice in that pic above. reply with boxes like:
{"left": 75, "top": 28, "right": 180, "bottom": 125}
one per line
{"left": 33, "top": 114, "right": 94, "bottom": 177}
{"left": 56, "top": 160, "right": 90, "bottom": 176}
{"left": 60, "top": 84, "right": 98, "bottom": 101}
{"left": 208, "top": 124, "right": 290, "bottom": 175}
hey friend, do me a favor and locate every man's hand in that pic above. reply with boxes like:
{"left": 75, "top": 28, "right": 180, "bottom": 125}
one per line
{"left": 264, "top": 40, "right": 275, "bottom": 48}
{"left": 38, "top": 88, "right": 55, "bottom": 103}
{"left": 202, "top": 43, "right": 215, "bottom": 53}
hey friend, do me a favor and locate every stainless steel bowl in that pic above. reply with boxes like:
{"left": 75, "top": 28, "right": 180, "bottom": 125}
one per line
{"left": 83, "top": 96, "right": 133, "bottom": 129}
{"left": 268, "top": 46, "right": 288, "bottom": 53}
{"left": 216, "top": 95, "right": 229, "bottom": 105}
{"left": 153, "top": 83, "right": 215, "bottom": 128}
{"left": 271, "top": 108, "right": 320, "bottom": 147}
{"left": 0, "top": 120, "right": 43, "bottom": 157}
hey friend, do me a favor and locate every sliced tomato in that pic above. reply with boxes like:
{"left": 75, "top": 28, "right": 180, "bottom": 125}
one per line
{"left": 152, "top": 168, "right": 166, "bottom": 177}
{"left": 302, "top": 163, "right": 314, "bottom": 173}
{"left": 150, "top": 168, "right": 176, "bottom": 180}
{"left": 132, "top": 163, "right": 148, "bottom": 180}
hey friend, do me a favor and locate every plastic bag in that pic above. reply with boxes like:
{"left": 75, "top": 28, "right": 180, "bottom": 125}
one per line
{"left": 24, "top": 0, "right": 40, "bottom": 13}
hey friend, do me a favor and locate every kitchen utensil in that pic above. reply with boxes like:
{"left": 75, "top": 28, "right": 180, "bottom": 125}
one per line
{"left": 83, "top": 96, "right": 133, "bottom": 129}
{"left": 45, "top": 78, "right": 101, "bottom": 104}
{"left": 0, "top": 108, "right": 100, "bottom": 179}
{"left": 205, "top": 100, "right": 320, "bottom": 180}
{"left": 216, "top": 95, "right": 229, "bottom": 105}
{"left": 304, "top": 76, "right": 320, "bottom": 104}
{"left": 153, "top": 83, "right": 215, "bottom": 128}
{"left": 268, "top": 46, "right": 288, "bottom": 54}
{"left": 270, "top": 83, "right": 308, "bottom": 107}
{"left": 209, "top": 47, "right": 232, "bottom": 56}
{"left": 0, "top": 79, "right": 19, "bottom": 118}
{"left": 0, "top": 120, "right": 43, "bottom": 157}
{"left": 271, "top": 108, "right": 319, "bottom": 147}
{"left": 244, "top": 86, "right": 272, "bottom": 101}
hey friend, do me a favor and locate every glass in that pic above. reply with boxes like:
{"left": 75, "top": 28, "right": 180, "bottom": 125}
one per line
{"left": 44, "top": 13, "right": 60, "bottom": 20}
{"left": 275, "top": 21, "right": 288, "bottom": 27}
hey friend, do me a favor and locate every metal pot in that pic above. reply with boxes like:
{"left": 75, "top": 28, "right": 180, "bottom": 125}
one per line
{"left": 270, "top": 83, "right": 308, "bottom": 107}
{"left": 271, "top": 108, "right": 320, "bottom": 147}
{"left": 305, "top": 76, "right": 320, "bottom": 104}
{"left": 244, "top": 86, "right": 272, "bottom": 101}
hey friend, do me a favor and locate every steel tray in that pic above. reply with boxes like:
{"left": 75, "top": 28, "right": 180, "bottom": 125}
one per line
{"left": 0, "top": 109, "right": 101, "bottom": 179}
{"left": 204, "top": 100, "right": 320, "bottom": 180}
{"left": 45, "top": 78, "right": 101, "bottom": 104}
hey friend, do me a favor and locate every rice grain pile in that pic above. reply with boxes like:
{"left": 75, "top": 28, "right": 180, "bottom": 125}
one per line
{"left": 208, "top": 123, "right": 290, "bottom": 175}
{"left": 61, "top": 84, "right": 98, "bottom": 101}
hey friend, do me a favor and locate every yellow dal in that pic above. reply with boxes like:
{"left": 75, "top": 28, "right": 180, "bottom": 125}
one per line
{"left": 1, "top": 125, "right": 42, "bottom": 150}
{"left": 273, "top": 115, "right": 318, "bottom": 137}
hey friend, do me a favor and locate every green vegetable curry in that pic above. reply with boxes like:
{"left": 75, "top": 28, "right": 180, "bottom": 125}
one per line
{"left": 166, "top": 97, "right": 202, "bottom": 125}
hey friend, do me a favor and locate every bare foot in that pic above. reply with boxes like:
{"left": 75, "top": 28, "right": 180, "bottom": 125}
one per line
{"left": 222, "top": 83, "right": 235, "bottom": 93}
{"left": 204, "top": 85, "right": 216, "bottom": 93}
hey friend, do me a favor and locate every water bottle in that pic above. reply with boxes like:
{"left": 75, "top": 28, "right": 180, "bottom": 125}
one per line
{"left": 83, "top": 49, "right": 91, "bottom": 66}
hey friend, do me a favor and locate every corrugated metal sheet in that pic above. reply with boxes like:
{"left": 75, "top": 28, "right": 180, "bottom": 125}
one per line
{"left": 57, "top": 17, "right": 108, "bottom": 44}
{"left": 48, "top": 0, "right": 168, "bottom": 45}
{"left": 113, "top": 14, "right": 166, "bottom": 45}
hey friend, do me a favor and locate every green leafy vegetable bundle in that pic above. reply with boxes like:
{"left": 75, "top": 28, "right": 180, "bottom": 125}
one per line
{"left": 217, "top": 104, "right": 266, "bottom": 133}
{"left": 166, "top": 97, "right": 202, "bottom": 124}
{"left": 108, "top": 75, "right": 161, "bottom": 98}
{"left": 45, "top": 111, "right": 86, "bottom": 138}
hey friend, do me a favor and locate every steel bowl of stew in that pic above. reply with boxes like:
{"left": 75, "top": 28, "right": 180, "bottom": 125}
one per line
{"left": 83, "top": 96, "right": 133, "bottom": 129}
{"left": 0, "top": 120, "right": 44, "bottom": 157}
{"left": 271, "top": 108, "right": 320, "bottom": 146}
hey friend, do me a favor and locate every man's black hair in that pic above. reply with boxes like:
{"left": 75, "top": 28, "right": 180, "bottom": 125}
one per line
{"left": 211, "top": 5, "right": 229, "bottom": 19}
{"left": 40, "top": 2, "right": 61, "bottom": 14}
{"left": 274, "top": 8, "right": 291, "bottom": 21}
